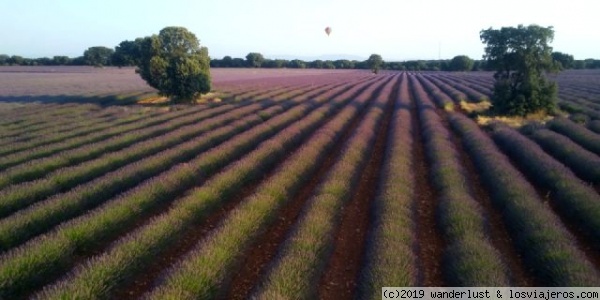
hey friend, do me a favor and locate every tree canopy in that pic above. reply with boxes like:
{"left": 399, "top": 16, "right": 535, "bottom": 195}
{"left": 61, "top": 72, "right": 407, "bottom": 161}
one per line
{"left": 480, "top": 24, "right": 558, "bottom": 116}
{"left": 137, "top": 26, "right": 211, "bottom": 103}
{"left": 367, "top": 54, "right": 383, "bottom": 74}
{"left": 552, "top": 52, "right": 574, "bottom": 70}
{"left": 112, "top": 39, "right": 143, "bottom": 67}
{"left": 449, "top": 55, "right": 474, "bottom": 71}
{"left": 83, "top": 46, "right": 114, "bottom": 67}
{"left": 245, "top": 52, "right": 265, "bottom": 68}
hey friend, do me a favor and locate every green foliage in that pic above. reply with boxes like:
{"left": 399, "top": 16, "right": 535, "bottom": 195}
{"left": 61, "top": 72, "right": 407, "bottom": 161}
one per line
{"left": 245, "top": 52, "right": 264, "bottom": 68}
{"left": 9, "top": 55, "right": 24, "bottom": 65}
{"left": 0, "top": 54, "right": 8, "bottom": 65}
{"left": 83, "top": 46, "right": 114, "bottom": 67}
{"left": 262, "top": 59, "right": 287, "bottom": 68}
{"left": 480, "top": 24, "right": 558, "bottom": 116}
{"left": 310, "top": 59, "right": 324, "bottom": 69}
{"left": 367, "top": 54, "right": 383, "bottom": 74}
{"left": 52, "top": 56, "right": 71, "bottom": 65}
{"left": 552, "top": 52, "right": 574, "bottom": 70}
{"left": 287, "top": 59, "right": 306, "bottom": 69}
{"left": 112, "top": 39, "right": 143, "bottom": 67}
{"left": 137, "top": 26, "right": 211, "bottom": 103}
{"left": 449, "top": 55, "right": 474, "bottom": 71}
{"left": 333, "top": 59, "right": 354, "bottom": 69}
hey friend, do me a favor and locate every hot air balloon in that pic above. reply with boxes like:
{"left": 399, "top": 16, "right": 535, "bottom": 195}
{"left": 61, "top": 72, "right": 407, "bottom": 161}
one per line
{"left": 325, "top": 27, "right": 331, "bottom": 36}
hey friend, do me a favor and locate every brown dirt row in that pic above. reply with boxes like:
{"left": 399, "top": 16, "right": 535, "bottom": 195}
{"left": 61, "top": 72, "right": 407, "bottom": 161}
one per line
{"left": 408, "top": 78, "right": 446, "bottom": 286}
{"left": 439, "top": 109, "right": 535, "bottom": 286}
{"left": 317, "top": 76, "right": 399, "bottom": 300}
{"left": 223, "top": 77, "right": 393, "bottom": 300}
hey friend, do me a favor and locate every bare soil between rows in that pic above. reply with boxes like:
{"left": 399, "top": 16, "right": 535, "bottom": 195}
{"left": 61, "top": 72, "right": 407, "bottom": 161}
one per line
{"left": 225, "top": 78, "right": 389, "bottom": 300}
{"left": 409, "top": 83, "right": 446, "bottom": 286}
{"left": 317, "top": 76, "right": 398, "bottom": 300}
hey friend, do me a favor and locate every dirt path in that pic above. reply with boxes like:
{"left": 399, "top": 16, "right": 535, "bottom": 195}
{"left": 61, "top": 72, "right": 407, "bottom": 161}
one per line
{"left": 409, "top": 81, "right": 446, "bottom": 286}
{"left": 317, "top": 77, "right": 398, "bottom": 300}
{"left": 224, "top": 78, "right": 389, "bottom": 300}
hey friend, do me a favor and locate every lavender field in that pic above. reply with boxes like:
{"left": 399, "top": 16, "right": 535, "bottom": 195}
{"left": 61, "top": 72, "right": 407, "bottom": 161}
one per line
{"left": 0, "top": 67, "right": 599, "bottom": 299}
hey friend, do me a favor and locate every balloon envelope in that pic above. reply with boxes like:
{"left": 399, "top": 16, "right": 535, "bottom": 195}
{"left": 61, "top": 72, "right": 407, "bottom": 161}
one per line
{"left": 325, "top": 27, "right": 331, "bottom": 36}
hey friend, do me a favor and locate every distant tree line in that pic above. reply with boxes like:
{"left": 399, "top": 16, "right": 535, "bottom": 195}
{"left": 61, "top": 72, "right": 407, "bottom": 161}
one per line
{"left": 2, "top": 46, "right": 600, "bottom": 71}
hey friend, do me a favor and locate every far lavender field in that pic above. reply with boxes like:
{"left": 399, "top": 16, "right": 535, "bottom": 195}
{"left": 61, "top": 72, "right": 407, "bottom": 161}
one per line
{"left": 0, "top": 66, "right": 362, "bottom": 102}
{"left": 1, "top": 70, "right": 600, "bottom": 299}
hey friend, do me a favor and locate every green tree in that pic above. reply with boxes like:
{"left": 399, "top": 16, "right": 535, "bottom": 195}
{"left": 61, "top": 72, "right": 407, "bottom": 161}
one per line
{"left": 137, "top": 26, "right": 211, "bottom": 103}
{"left": 83, "top": 46, "right": 114, "bottom": 67}
{"left": 52, "top": 56, "right": 71, "bottom": 65}
{"left": 263, "top": 59, "right": 286, "bottom": 68}
{"left": 112, "top": 39, "right": 143, "bottom": 67}
{"left": 480, "top": 24, "right": 558, "bottom": 116}
{"left": 333, "top": 59, "right": 354, "bottom": 69}
{"left": 367, "top": 54, "right": 383, "bottom": 73}
{"left": 551, "top": 52, "right": 574, "bottom": 70}
{"left": 287, "top": 59, "right": 306, "bottom": 69}
{"left": 323, "top": 60, "right": 335, "bottom": 69}
{"left": 0, "top": 54, "right": 8, "bottom": 65}
{"left": 310, "top": 60, "right": 324, "bottom": 69}
{"left": 449, "top": 55, "right": 474, "bottom": 71}
{"left": 245, "top": 52, "right": 264, "bottom": 68}
{"left": 8, "top": 55, "right": 24, "bottom": 65}
{"left": 586, "top": 59, "right": 600, "bottom": 69}
{"left": 221, "top": 56, "right": 233, "bottom": 67}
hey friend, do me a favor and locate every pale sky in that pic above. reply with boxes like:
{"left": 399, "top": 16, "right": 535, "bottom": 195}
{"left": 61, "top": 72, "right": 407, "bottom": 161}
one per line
{"left": 1, "top": 0, "right": 598, "bottom": 61}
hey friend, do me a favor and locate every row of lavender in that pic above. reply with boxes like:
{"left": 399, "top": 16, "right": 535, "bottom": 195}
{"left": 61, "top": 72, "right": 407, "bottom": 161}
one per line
{"left": 413, "top": 72, "right": 600, "bottom": 285}
{"left": 38, "top": 74, "right": 389, "bottom": 299}
{"left": 364, "top": 70, "right": 600, "bottom": 296}
{"left": 0, "top": 72, "right": 375, "bottom": 297}
{"left": 0, "top": 70, "right": 598, "bottom": 298}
